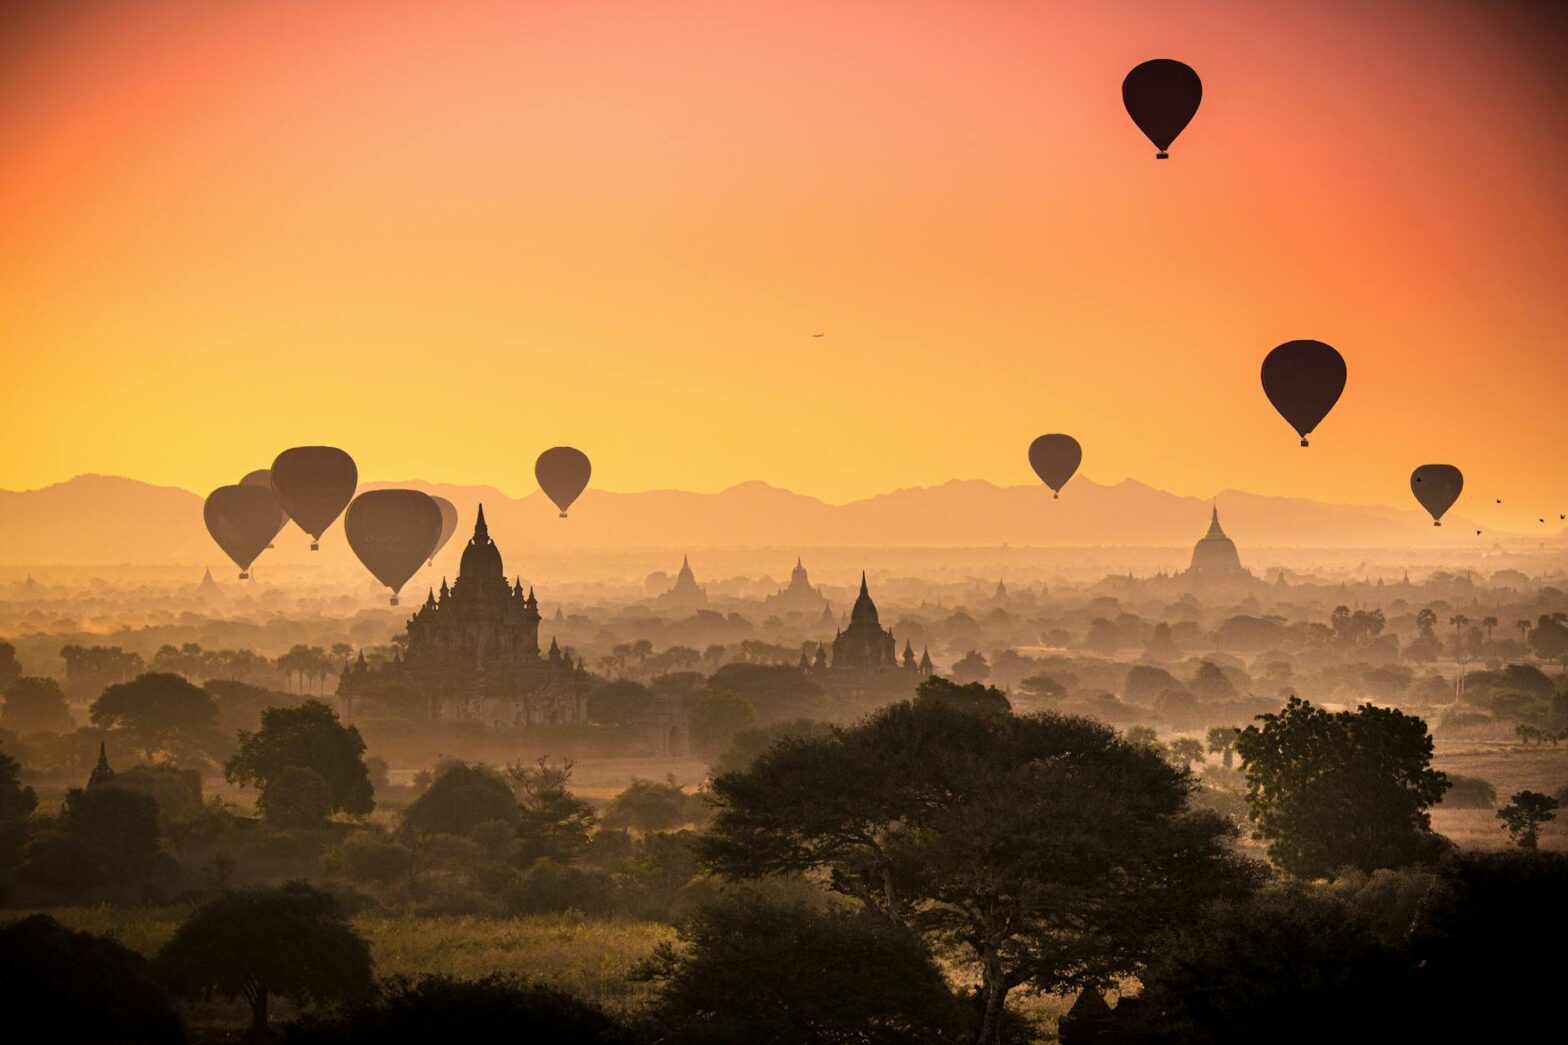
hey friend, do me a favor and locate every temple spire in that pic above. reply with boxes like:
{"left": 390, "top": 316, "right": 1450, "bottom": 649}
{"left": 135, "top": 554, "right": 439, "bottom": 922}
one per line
{"left": 474, "top": 504, "right": 490, "bottom": 542}
{"left": 860, "top": 571, "right": 868, "bottom": 596}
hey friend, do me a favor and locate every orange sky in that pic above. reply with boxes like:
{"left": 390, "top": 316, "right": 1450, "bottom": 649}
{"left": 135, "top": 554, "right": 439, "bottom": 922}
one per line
{"left": 2, "top": 0, "right": 1565, "bottom": 524}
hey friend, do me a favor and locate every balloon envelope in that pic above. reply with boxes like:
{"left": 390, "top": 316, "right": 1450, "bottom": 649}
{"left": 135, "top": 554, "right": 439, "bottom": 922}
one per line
{"left": 535, "top": 447, "right": 591, "bottom": 517}
{"left": 204, "top": 485, "right": 282, "bottom": 578}
{"left": 428, "top": 495, "right": 459, "bottom": 562}
{"left": 1122, "top": 59, "right": 1202, "bottom": 157}
{"left": 1410, "top": 464, "right": 1463, "bottom": 526}
{"left": 270, "top": 446, "right": 358, "bottom": 548}
{"left": 1028, "top": 434, "right": 1083, "bottom": 498}
{"left": 345, "top": 490, "right": 444, "bottom": 604}
{"left": 239, "top": 469, "right": 289, "bottom": 540}
{"left": 1261, "top": 340, "right": 1347, "bottom": 446}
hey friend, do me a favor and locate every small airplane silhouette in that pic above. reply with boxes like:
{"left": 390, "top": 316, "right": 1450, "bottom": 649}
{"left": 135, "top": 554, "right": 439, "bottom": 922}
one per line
{"left": 1495, "top": 499, "right": 1502, "bottom": 504}
{"left": 1475, "top": 530, "right": 1482, "bottom": 536}
{"left": 811, "top": 332, "right": 824, "bottom": 338}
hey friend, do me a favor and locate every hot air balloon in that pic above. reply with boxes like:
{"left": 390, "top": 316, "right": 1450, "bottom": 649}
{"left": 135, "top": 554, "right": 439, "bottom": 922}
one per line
{"left": 1122, "top": 59, "right": 1202, "bottom": 159}
{"left": 204, "top": 485, "right": 284, "bottom": 579}
{"left": 1261, "top": 340, "right": 1347, "bottom": 447}
{"left": 1411, "top": 464, "right": 1463, "bottom": 526}
{"left": 270, "top": 446, "right": 357, "bottom": 550}
{"left": 1028, "top": 434, "right": 1082, "bottom": 499}
{"left": 535, "top": 447, "right": 591, "bottom": 518}
{"left": 344, "top": 490, "right": 444, "bottom": 605}
{"left": 428, "top": 495, "right": 459, "bottom": 564}
{"left": 240, "top": 469, "right": 289, "bottom": 547}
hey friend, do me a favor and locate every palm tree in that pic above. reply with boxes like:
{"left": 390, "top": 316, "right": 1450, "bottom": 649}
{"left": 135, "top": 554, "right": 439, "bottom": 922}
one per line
{"left": 1481, "top": 616, "right": 1498, "bottom": 644}
{"left": 1517, "top": 619, "right": 1533, "bottom": 642}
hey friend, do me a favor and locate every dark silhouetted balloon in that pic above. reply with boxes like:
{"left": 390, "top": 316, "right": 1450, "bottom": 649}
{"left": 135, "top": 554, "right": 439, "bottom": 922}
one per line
{"left": 1122, "top": 59, "right": 1202, "bottom": 159}
{"left": 240, "top": 469, "right": 289, "bottom": 546}
{"left": 1261, "top": 340, "right": 1347, "bottom": 447}
{"left": 535, "top": 447, "right": 591, "bottom": 518}
{"left": 1410, "top": 464, "right": 1463, "bottom": 526}
{"left": 344, "top": 490, "right": 444, "bottom": 605}
{"left": 270, "top": 446, "right": 358, "bottom": 550}
{"left": 1028, "top": 434, "right": 1083, "bottom": 499}
{"left": 204, "top": 485, "right": 283, "bottom": 579}
{"left": 428, "top": 495, "right": 459, "bottom": 564}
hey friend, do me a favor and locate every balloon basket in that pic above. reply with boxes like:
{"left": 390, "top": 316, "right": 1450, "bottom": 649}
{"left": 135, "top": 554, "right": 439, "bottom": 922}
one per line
{"left": 1434, "top": 522, "right": 1441, "bottom": 527}
{"left": 239, "top": 571, "right": 248, "bottom": 580}
{"left": 390, "top": 595, "right": 399, "bottom": 606}
{"left": 1300, "top": 438, "right": 1309, "bottom": 447}
{"left": 559, "top": 512, "right": 568, "bottom": 518}
{"left": 1053, "top": 493, "right": 1059, "bottom": 500}
{"left": 310, "top": 542, "right": 319, "bottom": 551}
{"left": 1156, "top": 151, "right": 1169, "bottom": 159}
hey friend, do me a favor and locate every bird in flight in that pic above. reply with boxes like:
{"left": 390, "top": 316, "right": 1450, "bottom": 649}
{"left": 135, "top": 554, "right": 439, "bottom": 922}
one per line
{"left": 812, "top": 332, "right": 824, "bottom": 338}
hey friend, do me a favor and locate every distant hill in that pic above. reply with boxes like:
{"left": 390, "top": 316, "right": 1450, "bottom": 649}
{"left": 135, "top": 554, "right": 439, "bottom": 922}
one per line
{"left": 0, "top": 473, "right": 1510, "bottom": 566}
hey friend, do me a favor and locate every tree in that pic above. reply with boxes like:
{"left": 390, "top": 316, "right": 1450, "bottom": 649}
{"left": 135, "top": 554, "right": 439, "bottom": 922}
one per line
{"left": 0, "top": 750, "right": 38, "bottom": 877}
{"left": 226, "top": 700, "right": 374, "bottom": 816}
{"left": 0, "top": 749, "right": 38, "bottom": 822}
{"left": 1101, "top": 886, "right": 1417, "bottom": 1043}
{"left": 154, "top": 882, "right": 373, "bottom": 1040}
{"left": 1167, "top": 736, "right": 1205, "bottom": 768}
{"left": 259, "top": 766, "right": 333, "bottom": 828}
{"left": 2, "top": 676, "right": 74, "bottom": 734}
{"left": 949, "top": 650, "right": 990, "bottom": 685}
{"left": 686, "top": 691, "right": 754, "bottom": 755}
{"left": 286, "top": 974, "right": 629, "bottom": 1044}
{"left": 59, "top": 644, "right": 144, "bottom": 699}
{"left": 1527, "top": 613, "right": 1568, "bottom": 671}
{"left": 402, "top": 762, "right": 519, "bottom": 837}
{"left": 711, "top": 719, "right": 835, "bottom": 777}
{"left": 707, "top": 663, "right": 825, "bottom": 722}
{"left": 702, "top": 700, "right": 1261, "bottom": 1044}
{"left": 1191, "top": 661, "right": 1237, "bottom": 701}
{"left": 1206, "top": 725, "right": 1239, "bottom": 769}
{"left": 0, "top": 639, "right": 21, "bottom": 691}
{"left": 507, "top": 757, "right": 595, "bottom": 863}
{"left": 587, "top": 679, "right": 654, "bottom": 725}
{"left": 603, "top": 776, "right": 696, "bottom": 833}
{"left": 1018, "top": 674, "right": 1067, "bottom": 703}
{"left": 1235, "top": 697, "right": 1450, "bottom": 877}
{"left": 1124, "top": 665, "right": 1181, "bottom": 704}
{"left": 912, "top": 675, "right": 1011, "bottom": 719}
{"left": 20, "top": 785, "right": 174, "bottom": 899}
{"left": 90, "top": 672, "right": 219, "bottom": 761}
{"left": 1496, "top": 790, "right": 1558, "bottom": 849}
{"left": 639, "top": 892, "right": 972, "bottom": 1045}
{"left": 0, "top": 915, "right": 185, "bottom": 1044}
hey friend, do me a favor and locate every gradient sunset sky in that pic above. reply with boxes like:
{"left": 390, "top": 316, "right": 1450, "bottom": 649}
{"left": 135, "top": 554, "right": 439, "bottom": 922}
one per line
{"left": 2, "top": 0, "right": 1565, "bottom": 519}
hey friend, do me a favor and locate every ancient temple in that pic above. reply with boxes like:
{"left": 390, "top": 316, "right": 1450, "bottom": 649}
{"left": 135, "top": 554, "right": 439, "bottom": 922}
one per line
{"left": 764, "top": 557, "right": 828, "bottom": 615}
{"left": 655, "top": 555, "right": 709, "bottom": 611}
{"left": 1186, "top": 507, "right": 1250, "bottom": 580}
{"left": 337, "top": 507, "right": 586, "bottom": 728}
{"left": 802, "top": 574, "right": 931, "bottom": 702}
{"left": 831, "top": 574, "right": 898, "bottom": 668}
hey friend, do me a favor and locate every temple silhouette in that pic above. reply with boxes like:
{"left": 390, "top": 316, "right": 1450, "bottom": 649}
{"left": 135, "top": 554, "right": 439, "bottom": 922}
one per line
{"left": 337, "top": 507, "right": 587, "bottom": 728}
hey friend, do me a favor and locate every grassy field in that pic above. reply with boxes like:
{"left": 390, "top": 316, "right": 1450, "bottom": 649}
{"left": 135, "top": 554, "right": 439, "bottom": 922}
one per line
{"left": 19, "top": 908, "right": 674, "bottom": 1035}
{"left": 1431, "top": 739, "right": 1567, "bottom": 850}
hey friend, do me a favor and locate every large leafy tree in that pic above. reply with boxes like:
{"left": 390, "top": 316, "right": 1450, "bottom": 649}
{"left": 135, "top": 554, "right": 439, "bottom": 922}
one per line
{"left": 402, "top": 762, "right": 519, "bottom": 837}
{"left": 0, "top": 639, "right": 21, "bottom": 692}
{"left": 0, "top": 915, "right": 185, "bottom": 1044}
{"left": 154, "top": 882, "right": 373, "bottom": 1039}
{"left": 90, "top": 672, "right": 220, "bottom": 761}
{"left": 1235, "top": 697, "right": 1450, "bottom": 877}
{"left": 702, "top": 685, "right": 1261, "bottom": 1044}
{"left": 639, "top": 893, "right": 973, "bottom": 1045}
{"left": 2, "top": 676, "right": 74, "bottom": 735}
{"left": 225, "top": 700, "right": 374, "bottom": 817}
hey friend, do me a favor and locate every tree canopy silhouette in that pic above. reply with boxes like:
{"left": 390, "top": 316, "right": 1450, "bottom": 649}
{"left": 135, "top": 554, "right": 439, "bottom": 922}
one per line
{"left": 702, "top": 692, "right": 1261, "bottom": 1044}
